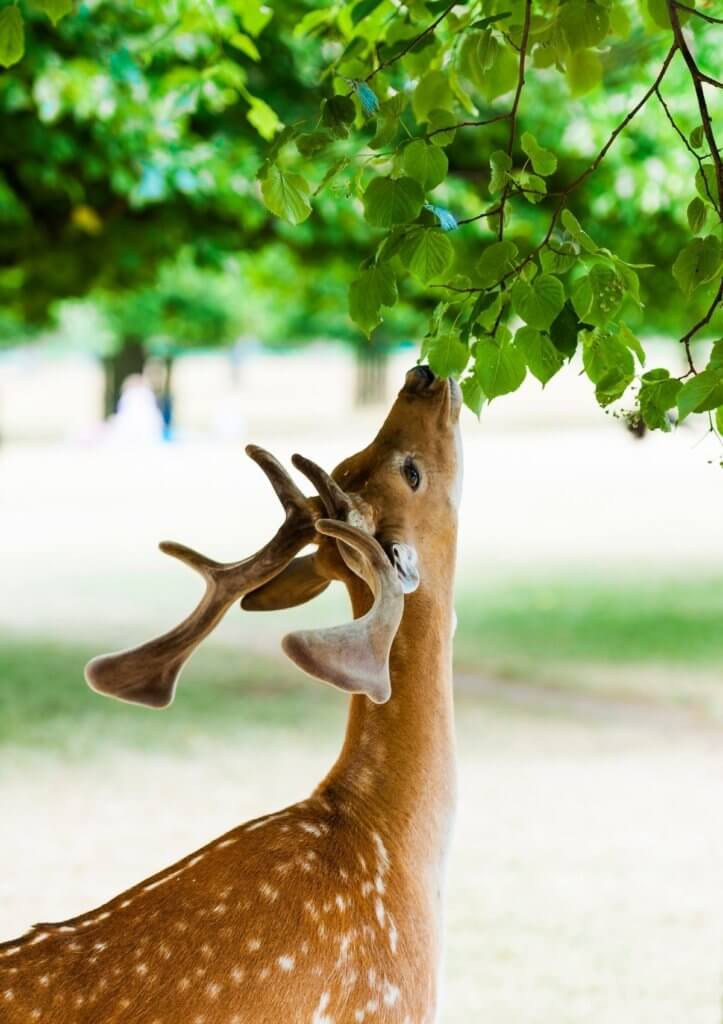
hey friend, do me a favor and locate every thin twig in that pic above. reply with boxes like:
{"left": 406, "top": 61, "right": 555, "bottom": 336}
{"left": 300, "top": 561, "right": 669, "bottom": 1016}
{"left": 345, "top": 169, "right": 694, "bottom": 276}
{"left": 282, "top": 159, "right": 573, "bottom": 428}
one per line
{"left": 491, "top": 44, "right": 678, "bottom": 287}
{"left": 497, "top": 0, "right": 533, "bottom": 241}
{"left": 654, "top": 85, "right": 721, "bottom": 215}
{"left": 674, "top": 1, "right": 723, "bottom": 23}
{"left": 666, "top": 0, "right": 723, "bottom": 211}
{"left": 425, "top": 112, "right": 511, "bottom": 141}
{"left": 365, "top": 3, "right": 457, "bottom": 82}
{"left": 678, "top": 278, "right": 723, "bottom": 369}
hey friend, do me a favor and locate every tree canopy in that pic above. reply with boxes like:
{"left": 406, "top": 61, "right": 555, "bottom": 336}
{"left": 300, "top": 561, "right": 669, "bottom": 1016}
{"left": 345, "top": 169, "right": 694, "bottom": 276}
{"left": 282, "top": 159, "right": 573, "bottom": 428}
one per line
{"left": 0, "top": 0, "right": 720, "bottom": 437}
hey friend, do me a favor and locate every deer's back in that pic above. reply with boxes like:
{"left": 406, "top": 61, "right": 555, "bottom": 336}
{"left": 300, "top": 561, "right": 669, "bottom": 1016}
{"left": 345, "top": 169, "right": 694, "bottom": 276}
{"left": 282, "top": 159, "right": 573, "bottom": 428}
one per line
{"left": 0, "top": 794, "right": 437, "bottom": 1023}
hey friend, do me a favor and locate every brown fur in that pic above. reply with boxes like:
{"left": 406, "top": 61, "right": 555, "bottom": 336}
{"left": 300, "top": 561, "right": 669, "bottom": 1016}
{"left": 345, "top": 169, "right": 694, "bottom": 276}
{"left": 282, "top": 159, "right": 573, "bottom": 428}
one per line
{"left": 0, "top": 369, "right": 463, "bottom": 1024}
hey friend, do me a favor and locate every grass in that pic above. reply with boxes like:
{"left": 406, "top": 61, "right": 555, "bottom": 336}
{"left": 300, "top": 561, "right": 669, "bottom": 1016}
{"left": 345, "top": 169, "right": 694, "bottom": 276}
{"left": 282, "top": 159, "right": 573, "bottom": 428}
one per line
{"left": 2, "top": 574, "right": 722, "bottom": 755}
{"left": 455, "top": 575, "right": 723, "bottom": 668}
{"left": 0, "top": 637, "right": 343, "bottom": 759}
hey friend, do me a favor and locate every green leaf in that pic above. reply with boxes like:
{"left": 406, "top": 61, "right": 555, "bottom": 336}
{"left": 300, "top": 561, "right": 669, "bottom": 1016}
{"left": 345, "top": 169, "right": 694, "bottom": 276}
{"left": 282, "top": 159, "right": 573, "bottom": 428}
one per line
{"left": 677, "top": 369, "right": 723, "bottom": 421}
{"left": 476, "top": 240, "right": 518, "bottom": 288}
{"left": 561, "top": 209, "right": 598, "bottom": 253}
{"left": 716, "top": 406, "right": 723, "bottom": 434}
{"left": 427, "top": 108, "right": 457, "bottom": 146}
{"left": 400, "top": 228, "right": 454, "bottom": 283}
{"left": 402, "top": 140, "right": 448, "bottom": 191}
{"left": 461, "top": 375, "right": 486, "bottom": 416}
{"left": 413, "top": 70, "right": 454, "bottom": 122}
{"left": 619, "top": 323, "right": 645, "bottom": 366}
{"left": 541, "top": 242, "right": 577, "bottom": 274}
{"left": 292, "top": 8, "right": 332, "bottom": 36}
{"left": 638, "top": 369, "right": 681, "bottom": 432}
{"left": 0, "top": 6, "right": 24, "bottom": 68}
{"left": 471, "top": 12, "right": 512, "bottom": 29}
{"left": 349, "top": 265, "right": 398, "bottom": 336}
{"left": 34, "top": 0, "right": 73, "bottom": 26}
{"left": 695, "top": 165, "right": 717, "bottom": 207}
{"left": 363, "top": 177, "right": 424, "bottom": 228}
{"left": 296, "top": 132, "right": 331, "bottom": 157}
{"left": 571, "top": 265, "right": 624, "bottom": 326}
{"left": 672, "top": 236, "right": 721, "bottom": 297}
{"left": 260, "top": 165, "right": 311, "bottom": 224}
{"left": 520, "top": 132, "right": 558, "bottom": 176}
{"left": 474, "top": 329, "right": 527, "bottom": 399}
{"left": 229, "top": 31, "right": 261, "bottom": 60}
{"left": 521, "top": 172, "right": 547, "bottom": 204}
{"left": 427, "top": 331, "right": 470, "bottom": 378}
{"left": 247, "top": 96, "right": 282, "bottom": 140}
{"left": 351, "top": 0, "right": 385, "bottom": 25}
{"left": 689, "top": 125, "right": 704, "bottom": 150}
{"left": 549, "top": 301, "right": 581, "bottom": 359}
{"left": 322, "top": 95, "right": 356, "bottom": 138}
{"left": 515, "top": 326, "right": 564, "bottom": 385}
{"left": 707, "top": 340, "right": 723, "bottom": 371}
{"left": 370, "top": 117, "right": 398, "bottom": 150}
{"left": 481, "top": 40, "right": 519, "bottom": 100}
{"left": 581, "top": 328, "right": 634, "bottom": 405}
{"left": 558, "top": 0, "right": 609, "bottom": 50}
{"left": 687, "top": 197, "right": 707, "bottom": 234}
{"left": 566, "top": 50, "right": 602, "bottom": 96}
{"left": 511, "top": 274, "right": 565, "bottom": 330}
{"left": 489, "top": 150, "right": 512, "bottom": 195}
{"left": 459, "top": 29, "right": 497, "bottom": 89}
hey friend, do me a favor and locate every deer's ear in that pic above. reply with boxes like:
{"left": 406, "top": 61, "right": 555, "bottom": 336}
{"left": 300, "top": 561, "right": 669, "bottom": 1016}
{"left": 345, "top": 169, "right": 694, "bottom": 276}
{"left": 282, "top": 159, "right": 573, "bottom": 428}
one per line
{"left": 241, "top": 554, "right": 330, "bottom": 611}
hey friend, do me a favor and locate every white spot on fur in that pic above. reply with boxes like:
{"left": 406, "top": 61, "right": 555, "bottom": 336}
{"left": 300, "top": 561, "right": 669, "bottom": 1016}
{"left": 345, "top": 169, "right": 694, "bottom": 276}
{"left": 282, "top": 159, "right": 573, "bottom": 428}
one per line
{"left": 278, "top": 955, "right": 295, "bottom": 972}
{"left": 312, "top": 990, "right": 333, "bottom": 1024}
{"left": 207, "top": 981, "right": 221, "bottom": 999}
{"left": 383, "top": 981, "right": 401, "bottom": 1006}
{"left": 136, "top": 963, "right": 148, "bottom": 977}
{"left": 259, "top": 882, "right": 279, "bottom": 902}
{"left": 230, "top": 966, "right": 244, "bottom": 985}
{"left": 247, "top": 938, "right": 261, "bottom": 952}
{"left": 216, "top": 837, "right": 237, "bottom": 848}
{"left": 245, "top": 811, "right": 287, "bottom": 832}
{"left": 375, "top": 898, "right": 385, "bottom": 927}
{"left": 299, "top": 821, "right": 322, "bottom": 837}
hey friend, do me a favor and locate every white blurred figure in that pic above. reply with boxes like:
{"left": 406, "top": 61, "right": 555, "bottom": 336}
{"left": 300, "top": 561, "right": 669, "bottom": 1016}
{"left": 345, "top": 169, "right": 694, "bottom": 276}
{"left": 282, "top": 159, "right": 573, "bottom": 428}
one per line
{"left": 106, "top": 374, "right": 164, "bottom": 445}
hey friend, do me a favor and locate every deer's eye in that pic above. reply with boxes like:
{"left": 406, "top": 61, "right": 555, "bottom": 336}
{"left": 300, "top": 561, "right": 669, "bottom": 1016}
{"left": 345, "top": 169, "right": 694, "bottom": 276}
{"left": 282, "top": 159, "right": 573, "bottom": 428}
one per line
{"left": 402, "top": 457, "right": 421, "bottom": 491}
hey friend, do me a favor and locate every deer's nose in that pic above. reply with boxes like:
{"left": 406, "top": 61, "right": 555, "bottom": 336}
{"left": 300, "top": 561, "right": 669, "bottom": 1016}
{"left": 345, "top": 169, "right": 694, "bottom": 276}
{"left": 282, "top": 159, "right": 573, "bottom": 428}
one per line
{"left": 405, "top": 365, "right": 436, "bottom": 392}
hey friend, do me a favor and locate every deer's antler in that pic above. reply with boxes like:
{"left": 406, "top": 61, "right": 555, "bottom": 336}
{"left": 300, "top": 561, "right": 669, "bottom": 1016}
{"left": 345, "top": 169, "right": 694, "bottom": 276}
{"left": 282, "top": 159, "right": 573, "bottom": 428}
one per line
{"left": 84, "top": 446, "right": 318, "bottom": 709}
{"left": 282, "top": 518, "right": 404, "bottom": 704}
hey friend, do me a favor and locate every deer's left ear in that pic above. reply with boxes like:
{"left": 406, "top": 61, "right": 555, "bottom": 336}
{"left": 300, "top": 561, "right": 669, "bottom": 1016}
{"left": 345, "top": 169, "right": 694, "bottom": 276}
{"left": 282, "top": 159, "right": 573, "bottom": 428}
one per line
{"left": 390, "top": 542, "right": 419, "bottom": 594}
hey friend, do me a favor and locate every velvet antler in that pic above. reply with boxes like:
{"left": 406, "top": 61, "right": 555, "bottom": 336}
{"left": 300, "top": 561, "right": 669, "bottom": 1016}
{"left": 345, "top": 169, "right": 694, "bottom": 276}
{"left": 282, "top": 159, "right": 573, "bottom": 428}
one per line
{"left": 282, "top": 518, "right": 405, "bottom": 704}
{"left": 84, "top": 446, "right": 317, "bottom": 709}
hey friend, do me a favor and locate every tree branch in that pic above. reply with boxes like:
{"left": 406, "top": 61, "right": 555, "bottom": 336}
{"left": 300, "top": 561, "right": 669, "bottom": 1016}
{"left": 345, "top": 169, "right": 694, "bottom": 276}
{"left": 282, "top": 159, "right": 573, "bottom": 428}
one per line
{"left": 492, "top": 44, "right": 678, "bottom": 287}
{"left": 365, "top": 3, "right": 457, "bottom": 82}
{"left": 666, "top": 0, "right": 723, "bottom": 212}
{"left": 654, "top": 85, "right": 721, "bottom": 215}
{"left": 678, "top": 278, "right": 723, "bottom": 362}
{"left": 497, "top": 0, "right": 533, "bottom": 241}
{"left": 674, "top": 1, "right": 723, "bottom": 24}
{"left": 425, "top": 112, "right": 511, "bottom": 140}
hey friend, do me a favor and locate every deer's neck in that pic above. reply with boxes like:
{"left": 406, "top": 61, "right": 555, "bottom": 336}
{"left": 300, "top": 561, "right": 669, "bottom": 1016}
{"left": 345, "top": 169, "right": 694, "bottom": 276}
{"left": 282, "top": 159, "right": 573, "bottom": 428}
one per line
{"left": 322, "top": 569, "right": 457, "bottom": 869}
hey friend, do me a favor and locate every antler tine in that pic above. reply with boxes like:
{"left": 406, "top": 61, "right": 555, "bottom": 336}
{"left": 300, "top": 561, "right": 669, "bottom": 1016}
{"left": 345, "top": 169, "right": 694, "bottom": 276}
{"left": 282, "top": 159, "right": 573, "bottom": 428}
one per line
{"left": 282, "top": 518, "right": 403, "bottom": 705}
{"left": 291, "top": 454, "right": 352, "bottom": 520}
{"left": 85, "top": 449, "right": 317, "bottom": 710}
{"left": 246, "top": 445, "right": 309, "bottom": 516}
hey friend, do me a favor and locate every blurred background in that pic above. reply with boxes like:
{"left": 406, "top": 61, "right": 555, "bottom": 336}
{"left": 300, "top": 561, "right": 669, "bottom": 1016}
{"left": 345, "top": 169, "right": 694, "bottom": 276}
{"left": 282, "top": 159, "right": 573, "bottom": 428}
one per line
{"left": 1, "top": 2, "right": 722, "bottom": 1022}
{"left": 2, "top": 343, "right": 722, "bottom": 1024}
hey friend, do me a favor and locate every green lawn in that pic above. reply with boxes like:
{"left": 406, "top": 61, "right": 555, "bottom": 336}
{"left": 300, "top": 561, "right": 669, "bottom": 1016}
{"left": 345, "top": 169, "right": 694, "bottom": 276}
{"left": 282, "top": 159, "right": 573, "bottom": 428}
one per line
{"left": 455, "top": 575, "right": 723, "bottom": 668}
{"left": 2, "top": 575, "right": 722, "bottom": 755}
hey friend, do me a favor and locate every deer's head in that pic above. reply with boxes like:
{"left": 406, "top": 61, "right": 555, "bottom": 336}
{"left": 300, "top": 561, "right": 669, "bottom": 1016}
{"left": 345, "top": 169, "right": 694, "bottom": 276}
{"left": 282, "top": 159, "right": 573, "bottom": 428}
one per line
{"left": 85, "top": 367, "right": 462, "bottom": 710}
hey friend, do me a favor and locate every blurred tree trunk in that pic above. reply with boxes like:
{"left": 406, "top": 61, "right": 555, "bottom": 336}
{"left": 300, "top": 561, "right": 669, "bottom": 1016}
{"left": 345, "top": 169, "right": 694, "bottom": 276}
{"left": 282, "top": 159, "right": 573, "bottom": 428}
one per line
{"left": 102, "top": 335, "right": 145, "bottom": 418}
{"left": 354, "top": 346, "right": 388, "bottom": 406}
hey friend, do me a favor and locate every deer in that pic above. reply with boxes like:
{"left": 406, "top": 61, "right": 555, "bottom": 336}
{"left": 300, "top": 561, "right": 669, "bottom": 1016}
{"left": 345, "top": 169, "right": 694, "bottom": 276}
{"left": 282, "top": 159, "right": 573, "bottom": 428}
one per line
{"left": 0, "top": 365, "right": 463, "bottom": 1024}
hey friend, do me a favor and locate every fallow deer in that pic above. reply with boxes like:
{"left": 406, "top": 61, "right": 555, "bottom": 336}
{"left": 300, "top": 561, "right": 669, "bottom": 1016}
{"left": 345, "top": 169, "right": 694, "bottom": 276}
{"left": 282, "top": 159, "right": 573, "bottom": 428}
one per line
{"left": 0, "top": 366, "right": 463, "bottom": 1024}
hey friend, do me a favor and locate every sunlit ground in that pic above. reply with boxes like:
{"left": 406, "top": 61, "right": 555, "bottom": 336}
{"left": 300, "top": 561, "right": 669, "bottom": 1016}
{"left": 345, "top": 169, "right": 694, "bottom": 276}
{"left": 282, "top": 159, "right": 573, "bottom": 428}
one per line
{"left": 1, "top": 350, "right": 722, "bottom": 1022}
